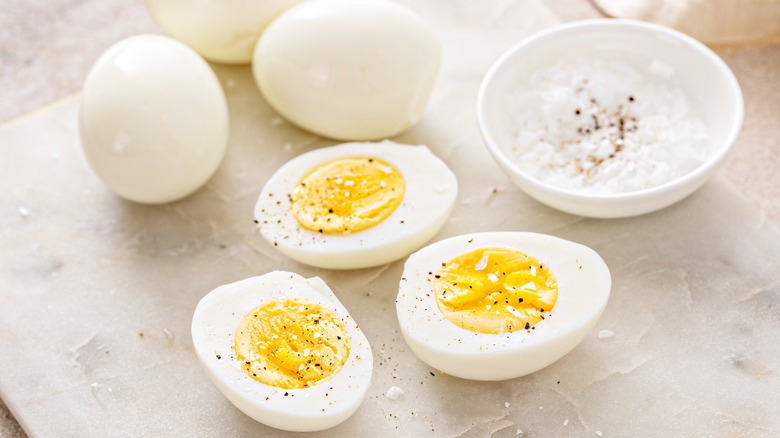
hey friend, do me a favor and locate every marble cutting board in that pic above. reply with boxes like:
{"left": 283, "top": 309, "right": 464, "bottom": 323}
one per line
{"left": 1, "top": 1, "right": 779, "bottom": 436}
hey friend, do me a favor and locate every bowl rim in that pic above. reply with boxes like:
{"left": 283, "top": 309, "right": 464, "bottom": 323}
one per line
{"left": 476, "top": 18, "right": 745, "bottom": 203}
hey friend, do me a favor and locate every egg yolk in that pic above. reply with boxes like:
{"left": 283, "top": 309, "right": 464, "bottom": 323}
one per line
{"left": 434, "top": 246, "right": 558, "bottom": 334}
{"left": 289, "top": 156, "right": 405, "bottom": 234}
{"left": 234, "top": 298, "right": 350, "bottom": 389}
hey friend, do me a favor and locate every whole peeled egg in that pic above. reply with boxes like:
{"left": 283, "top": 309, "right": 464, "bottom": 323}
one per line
{"left": 145, "top": 0, "right": 303, "bottom": 64}
{"left": 192, "top": 271, "right": 373, "bottom": 432}
{"left": 396, "top": 232, "right": 611, "bottom": 380}
{"left": 252, "top": 0, "right": 442, "bottom": 141}
{"left": 79, "top": 34, "right": 228, "bottom": 204}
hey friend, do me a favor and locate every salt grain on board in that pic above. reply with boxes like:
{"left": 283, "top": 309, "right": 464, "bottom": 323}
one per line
{"left": 385, "top": 385, "right": 404, "bottom": 400}
{"left": 598, "top": 329, "right": 615, "bottom": 339}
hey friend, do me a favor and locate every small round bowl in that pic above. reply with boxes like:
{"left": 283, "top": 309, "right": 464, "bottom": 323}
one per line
{"left": 477, "top": 19, "right": 743, "bottom": 218}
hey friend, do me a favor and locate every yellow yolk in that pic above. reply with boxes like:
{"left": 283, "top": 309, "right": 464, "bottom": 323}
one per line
{"left": 233, "top": 298, "right": 350, "bottom": 389}
{"left": 434, "top": 246, "right": 558, "bottom": 334}
{"left": 289, "top": 156, "right": 405, "bottom": 234}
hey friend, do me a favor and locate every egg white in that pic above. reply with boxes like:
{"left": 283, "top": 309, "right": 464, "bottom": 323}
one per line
{"left": 79, "top": 34, "right": 228, "bottom": 204}
{"left": 191, "top": 271, "right": 373, "bottom": 432}
{"left": 252, "top": 0, "right": 441, "bottom": 140}
{"left": 254, "top": 141, "right": 458, "bottom": 269}
{"left": 146, "top": 0, "right": 303, "bottom": 64}
{"left": 396, "top": 232, "right": 611, "bottom": 381}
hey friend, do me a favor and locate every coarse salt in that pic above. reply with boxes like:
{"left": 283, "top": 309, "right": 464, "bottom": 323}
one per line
{"left": 385, "top": 385, "right": 404, "bottom": 400}
{"left": 506, "top": 56, "right": 709, "bottom": 194}
{"left": 520, "top": 281, "right": 536, "bottom": 290}
{"left": 474, "top": 254, "right": 489, "bottom": 271}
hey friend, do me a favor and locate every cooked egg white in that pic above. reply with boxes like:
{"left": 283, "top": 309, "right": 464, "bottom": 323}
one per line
{"left": 191, "top": 271, "right": 373, "bottom": 432}
{"left": 146, "top": 0, "right": 303, "bottom": 64}
{"left": 79, "top": 34, "right": 228, "bottom": 204}
{"left": 396, "top": 232, "right": 611, "bottom": 381}
{"left": 252, "top": 0, "right": 441, "bottom": 140}
{"left": 254, "top": 141, "right": 458, "bottom": 269}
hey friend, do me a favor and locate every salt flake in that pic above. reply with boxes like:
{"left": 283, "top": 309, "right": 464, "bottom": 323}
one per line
{"left": 474, "top": 254, "right": 489, "bottom": 271}
{"left": 385, "top": 386, "right": 404, "bottom": 400}
{"left": 520, "top": 281, "right": 536, "bottom": 290}
{"left": 598, "top": 330, "right": 615, "bottom": 339}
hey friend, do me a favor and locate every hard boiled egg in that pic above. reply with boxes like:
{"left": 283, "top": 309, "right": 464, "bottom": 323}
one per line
{"left": 191, "top": 271, "right": 373, "bottom": 432}
{"left": 252, "top": 0, "right": 442, "bottom": 140}
{"left": 146, "top": 0, "right": 303, "bottom": 64}
{"left": 79, "top": 34, "right": 228, "bottom": 204}
{"left": 396, "top": 232, "right": 611, "bottom": 380}
{"left": 254, "top": 141, "right": 458, "bottom": 269}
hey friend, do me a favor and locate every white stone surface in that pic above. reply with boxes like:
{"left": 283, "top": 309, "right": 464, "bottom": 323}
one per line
{"left": 1, "top": 1, "right": 780, "bottom": 437}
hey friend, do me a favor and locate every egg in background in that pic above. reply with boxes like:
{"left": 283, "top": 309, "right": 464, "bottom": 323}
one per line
{"left": 252, "top": 0, "right": 442, "bottom": 140}
{"left": 254, "top": 141, "right": 458, "bottom": 269}
{"left": 396, "top": 232, "right": 611, "bottom": 381}
{"left": 191, "top": 271, "right": 373, "bottom": 432}
{"left": 146, "top": 0, "right": 303, "bottom": 64}
{"left": 79, "top": 34, "right": 228, "bottom": 204}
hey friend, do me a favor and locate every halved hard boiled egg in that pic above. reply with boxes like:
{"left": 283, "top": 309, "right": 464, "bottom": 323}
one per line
{"left": 396, "top": 232, "right": 611, "bottom": 381}
{"left": 254, "top": 141, "right": 458, "bottom": 269}
{"left": 191, "top": 271, "right": 373, "bottom": 432}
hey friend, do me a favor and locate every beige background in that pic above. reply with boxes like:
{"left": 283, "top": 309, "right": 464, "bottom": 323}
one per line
{"left": 1, "top": 0, "right": 778, "bottom": 436}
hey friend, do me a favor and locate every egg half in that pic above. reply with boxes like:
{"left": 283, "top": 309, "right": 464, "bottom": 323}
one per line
{"left": 254, "top": 141, "right": 458, "bottom": 269}
{"left": 191, "top": 271, "right": 373, "bottom": 432}
{"left": 396, "top": 232, "right": 611, "bottom": 381}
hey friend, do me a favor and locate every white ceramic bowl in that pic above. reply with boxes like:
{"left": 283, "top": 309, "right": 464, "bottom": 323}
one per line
{"left": 477, "top": 19, "right": 743, "bottom": 218}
